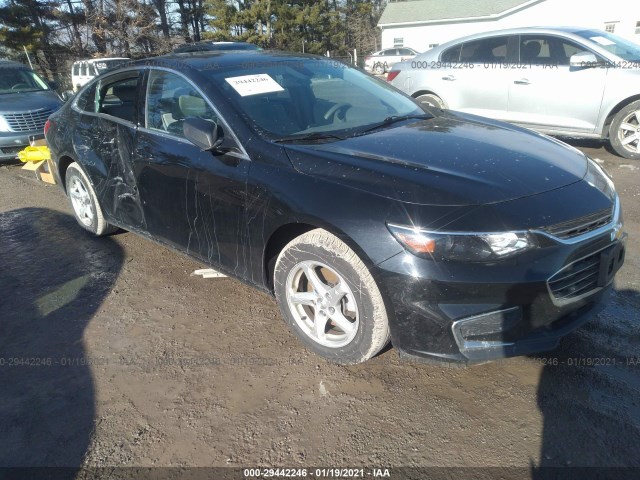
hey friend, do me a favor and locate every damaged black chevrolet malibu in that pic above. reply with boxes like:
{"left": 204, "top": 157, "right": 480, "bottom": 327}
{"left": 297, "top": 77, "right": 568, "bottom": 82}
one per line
{"left": 45, "top": 51, "right": 626, "bottom": 365}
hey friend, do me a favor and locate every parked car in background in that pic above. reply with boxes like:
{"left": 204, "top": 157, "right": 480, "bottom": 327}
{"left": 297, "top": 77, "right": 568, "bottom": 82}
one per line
{"left": 72, "top": 58, "right": 130, "bottom": 91}
{"left": 45, "top": 50, "right": 624, "bottom": 365}
{"left": 388, "top": 27, "right": 640, "bottom": 159}
{"left": 173, "top": 41, "right": 261, "bottom": 53}
{"left": 364, "top": 47, "right": 419, "bottom": 75}
{"left": 0, "top": 60, "right": 62, "bottom": 160}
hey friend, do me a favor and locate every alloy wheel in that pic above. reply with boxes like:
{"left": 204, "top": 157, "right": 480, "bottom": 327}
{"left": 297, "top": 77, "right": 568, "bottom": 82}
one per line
{"left": 285, "top": 260, "right": 359, "bottom": 348}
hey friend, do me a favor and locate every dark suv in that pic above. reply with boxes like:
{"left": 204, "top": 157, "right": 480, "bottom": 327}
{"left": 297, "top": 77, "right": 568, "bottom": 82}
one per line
{"left": 0, "top": 61, "right": 63, "bottom": 160}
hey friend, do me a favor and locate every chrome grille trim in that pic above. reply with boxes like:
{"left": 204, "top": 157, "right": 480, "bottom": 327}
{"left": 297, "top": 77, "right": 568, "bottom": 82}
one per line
{"left": 542, "top": 207, "right": 613, "bottom": 239}
{"left": 533, "top": 195, "right": 621, "bottom": 246}
{"left": 1, "top": 109, "right": 53, "bottom": 132}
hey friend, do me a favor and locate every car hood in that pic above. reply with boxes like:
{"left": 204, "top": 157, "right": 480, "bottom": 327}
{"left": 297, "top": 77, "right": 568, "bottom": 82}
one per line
{"left": 0, "top": 89, "right": 62, "bottom": 113}
{"left": 284, "top": 111, "right": 588, "bottom": 206}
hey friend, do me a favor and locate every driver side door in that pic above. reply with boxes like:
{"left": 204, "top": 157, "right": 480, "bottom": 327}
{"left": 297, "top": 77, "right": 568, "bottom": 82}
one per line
{"left": 132, "top": 69, "right": 250, "bottom": 272}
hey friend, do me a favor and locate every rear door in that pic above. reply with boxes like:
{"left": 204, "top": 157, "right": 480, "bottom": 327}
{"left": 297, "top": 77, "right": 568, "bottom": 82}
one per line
{"left": 132, "top": 69, "right": 250, "bottom": 269}
{"left": 445, "top": 35, "right": 515, "bottom": 118}
{"left": 71, "top": 70, "right": 146, "bottom": 230}
{"left": 506, "top": 34, "right": 608, "bottom": 133}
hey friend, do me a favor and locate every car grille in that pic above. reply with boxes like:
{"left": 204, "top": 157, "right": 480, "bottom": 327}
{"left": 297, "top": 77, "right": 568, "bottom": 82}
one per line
{"left": 1, "top": 109, "right": 53, "bottom": 132}
{"left": 548, "top": 250, "right": 603, "bottom": 301}
{"left": 0, "top": 146, "right": 25, "bottom": 156}
{"left": 542, "top": 207, "right": 613, "bottom": 240}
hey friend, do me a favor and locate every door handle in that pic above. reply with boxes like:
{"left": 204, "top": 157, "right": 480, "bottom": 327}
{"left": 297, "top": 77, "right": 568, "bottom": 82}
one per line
{"left": 442, "top": 75, "right": 456, "bottom": 81}
{"left": 514, "top": 78, "right": 531, "bottom": 85}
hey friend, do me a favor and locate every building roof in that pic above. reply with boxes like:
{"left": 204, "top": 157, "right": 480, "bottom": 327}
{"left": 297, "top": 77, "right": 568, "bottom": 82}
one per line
{"left": 378, "top": 0, "right": 540, "bottom": 27}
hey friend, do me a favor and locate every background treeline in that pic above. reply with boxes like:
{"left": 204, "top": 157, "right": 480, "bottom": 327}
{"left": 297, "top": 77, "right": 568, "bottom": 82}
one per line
{"left": 0, "top": 0, "right": 386, "bottom": 88}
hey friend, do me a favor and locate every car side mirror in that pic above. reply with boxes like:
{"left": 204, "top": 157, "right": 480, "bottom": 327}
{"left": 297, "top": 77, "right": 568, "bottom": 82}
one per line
{"left": 183, "top": 117, "right": 224, "bottom": 151}
{"left": 570, "top": 52, "right": 602, "bottom": 69}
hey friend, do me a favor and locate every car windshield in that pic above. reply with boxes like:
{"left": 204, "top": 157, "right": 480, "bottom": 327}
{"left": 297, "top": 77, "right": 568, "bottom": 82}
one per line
{"left": 201, "top": 58, "right": 424, "bottom": 139}
{"left": 575, "top": 30, "right": 640, "bottom": 61}
{"left": 0, "top": 68, "right": 50, "bottom": 95}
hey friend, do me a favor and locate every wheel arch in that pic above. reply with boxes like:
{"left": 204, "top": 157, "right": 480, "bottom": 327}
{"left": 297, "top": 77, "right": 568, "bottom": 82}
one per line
{"left": 412, "top": 90, "right": 448, "bottom": 108}
{"left": 602, "top": 94, "right": 640, "bottom": 138}
{"left": 262, "top": 220, "right": 378, "bottom": 293}
{"left": 57, "top": 155, "right": 76, "bottom": 192}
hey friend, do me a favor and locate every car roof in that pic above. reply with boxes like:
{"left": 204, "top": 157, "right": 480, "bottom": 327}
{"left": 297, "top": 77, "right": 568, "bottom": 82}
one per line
{"left": 431, "top": 26, "right": 598, "bottom": 47}
{"left": 414, "top": 26, "right": 614, "bottom": 58}
{"left": 0, "top": 60, "right": 29, "bottom": 69}
{"left": 131, "top": 50, "right": 329, "bottom": 72}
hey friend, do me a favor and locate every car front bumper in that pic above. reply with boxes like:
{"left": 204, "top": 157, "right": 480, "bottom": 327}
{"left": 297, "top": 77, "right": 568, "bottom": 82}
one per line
{"left": 0, "top": 131, "right": 44, "bottom": 160}
{"left": 374, "top": 227, "right": 627, "bottom": 365}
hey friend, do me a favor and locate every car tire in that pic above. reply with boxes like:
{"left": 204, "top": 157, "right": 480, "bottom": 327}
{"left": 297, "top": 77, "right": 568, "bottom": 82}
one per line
{"left": 610, "top": 100, "right": 640, "bottom": 160}
{"left": 416, "top": 93, "right": 446, "bottom": 109}
{"left": 65, "top": 162, "right": 117, "bottom": 236}
{"left": 274, "top": 228, "right": 390, "bottom": 364}
{"left": 373, "top": 63, "right": 385, "bottom": 75}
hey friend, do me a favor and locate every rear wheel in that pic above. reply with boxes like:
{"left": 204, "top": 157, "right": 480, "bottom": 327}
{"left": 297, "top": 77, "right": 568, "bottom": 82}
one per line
{"left": 65, "top": 162, "right": 117, "bottom": 236}
{"left": 610, "top": 100, "right": 640, "bottom": 159}
{"left": 373, "top": 63, "right": 385, "bottom": 75}
{"left": 274, "top": 229, "right": 390, "bottom": 364}
{"left": 416, "top": 93, "right": 446, "bottom": 109}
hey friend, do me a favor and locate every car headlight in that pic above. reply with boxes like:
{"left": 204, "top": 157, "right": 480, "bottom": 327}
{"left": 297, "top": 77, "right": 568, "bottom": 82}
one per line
{"left": 585, "top": 156, "right": 615, "bottom": 200}
{"left": 0, "top": 115, "right": 10, "bottom": 132}
{"left": 387, "top": 224, "right": 535, "bottom": 262}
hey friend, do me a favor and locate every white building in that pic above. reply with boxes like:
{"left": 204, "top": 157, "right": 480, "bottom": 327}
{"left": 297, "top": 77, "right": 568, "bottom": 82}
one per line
{"left": 378, "top": 0, "right": 640, "bottom": 52}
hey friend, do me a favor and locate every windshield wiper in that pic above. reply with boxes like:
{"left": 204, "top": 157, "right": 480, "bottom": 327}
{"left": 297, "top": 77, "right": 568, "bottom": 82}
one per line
{"left": 357, "top": 113, "right": 432, "bottom": 135}
{"left": 273, "top": 132, "right": 346, "bottom": 144}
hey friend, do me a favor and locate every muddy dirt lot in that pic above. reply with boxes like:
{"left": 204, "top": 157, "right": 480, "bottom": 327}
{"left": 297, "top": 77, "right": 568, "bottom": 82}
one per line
{"left": 0, "top": 141, "right": 639, "bottom": 477}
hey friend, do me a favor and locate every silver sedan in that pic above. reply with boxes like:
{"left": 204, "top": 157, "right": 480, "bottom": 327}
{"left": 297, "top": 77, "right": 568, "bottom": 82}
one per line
{"left": 388, "top": 27, "right": 640, "bottom": 159}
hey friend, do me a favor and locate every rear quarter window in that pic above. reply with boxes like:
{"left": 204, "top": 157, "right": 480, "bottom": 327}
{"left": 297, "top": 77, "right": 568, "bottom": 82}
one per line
{"left": 75, "top": 83, "right": 97, "bottom": 112}
{"left": 441, "top": 45, "right": 462, "bottom": 63}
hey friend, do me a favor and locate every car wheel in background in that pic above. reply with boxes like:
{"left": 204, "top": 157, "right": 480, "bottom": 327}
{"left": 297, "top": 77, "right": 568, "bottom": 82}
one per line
{"left": 65, "top": 162, "right": 117, "bottom": 236}
{"left": 416, "top": 93, "right": 447, "bottom": 110}
{"left": 373, "top": 63, "right": 385, "bottom": 75}
{"left": 610, "top": 100, "right": 640, "bottom": 160}
{"left": 274, "top": 228, "right": 390, "bottom": 364}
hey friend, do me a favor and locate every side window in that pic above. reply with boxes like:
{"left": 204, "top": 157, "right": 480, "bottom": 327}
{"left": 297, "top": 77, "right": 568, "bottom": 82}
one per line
{"left": 80, "top": 63, "right": 87, "bottom": 76}
{"left": 73, "top": 64, "right": 80, "bottom": 76}
{"left": 76, "top": 83, "right": 97, "bottom": 112}
{"left": 145, "top": 70, "right": 217, "bottom": 139}
{"left": 461, "top": 37, "right": 509, "bottom": 63}
{"left": 97, "top": 75, "right": 139, "bottom": 123}
{"left": 441, "top": 45, "right": 462, "bottom": 62}
{"left": 399, "top": 48, "right": 414, "bottom": 56}
{"left": 560, "top": 40, "right": 591, "bottom": 65}
{"left": 520, "top": 35, "right": 590, "bottom": 66}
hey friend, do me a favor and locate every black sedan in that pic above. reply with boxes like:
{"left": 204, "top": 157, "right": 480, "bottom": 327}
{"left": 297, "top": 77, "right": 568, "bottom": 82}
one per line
{"left": 45, "top": 50, "right": 626, "bottom": 365}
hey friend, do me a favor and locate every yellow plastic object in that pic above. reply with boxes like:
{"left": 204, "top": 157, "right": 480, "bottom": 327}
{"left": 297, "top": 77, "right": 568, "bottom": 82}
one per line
{"left": 18, "top": 146, "right": 51, "bottom": 163}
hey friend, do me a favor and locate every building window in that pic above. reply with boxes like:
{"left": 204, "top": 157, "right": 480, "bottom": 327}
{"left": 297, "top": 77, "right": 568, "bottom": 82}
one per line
{"left": 393, "top": 38, "right": 403, "bottom": 47}
{"left": 605, "top": 23, "right": 616, "bottom": 33}
{"left": 636, "top": 21, "right": 640, "bottom": 34}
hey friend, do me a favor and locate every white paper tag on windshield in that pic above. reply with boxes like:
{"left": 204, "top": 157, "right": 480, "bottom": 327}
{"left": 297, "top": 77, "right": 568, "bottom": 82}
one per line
{"left": 225, "top": 74, "right": 284, "bottom": 96}
{"left": 590, "top": 36, "right": 615, "bottom": 46}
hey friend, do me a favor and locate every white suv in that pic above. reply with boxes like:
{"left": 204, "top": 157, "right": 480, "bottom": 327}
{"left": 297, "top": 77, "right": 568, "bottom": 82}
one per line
{"left": 71, "top": 58, "right": 129, "bottom": 91}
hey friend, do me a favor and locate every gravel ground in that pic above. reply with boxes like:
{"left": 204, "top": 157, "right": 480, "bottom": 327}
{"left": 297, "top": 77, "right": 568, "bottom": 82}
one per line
{"left": 0, "top": 140, "right": 639, "bottom": 478}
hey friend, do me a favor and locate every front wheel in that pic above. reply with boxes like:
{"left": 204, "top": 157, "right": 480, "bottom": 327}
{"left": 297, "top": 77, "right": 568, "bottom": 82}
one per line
{"left": 610, "top": 100, "right": 640, "bottom": 159}
{"left": 373, "top": 63, "right": 385, "bottom": 75}
{"left": 65, "top": 162, "right": 117, "bottom": 236}
{"left": 274, "top": 229, "right": 390, "bottom": 364}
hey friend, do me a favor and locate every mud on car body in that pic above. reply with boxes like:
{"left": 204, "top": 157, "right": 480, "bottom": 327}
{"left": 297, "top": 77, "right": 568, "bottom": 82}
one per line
{"left": 45, "top": 50, "right": 626, "bottom": 365}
